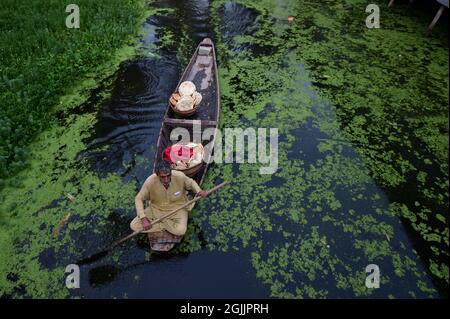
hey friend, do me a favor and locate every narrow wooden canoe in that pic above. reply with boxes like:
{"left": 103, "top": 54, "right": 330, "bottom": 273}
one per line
{"left": 149, "top": 38, "right": 220, "bottom": 251}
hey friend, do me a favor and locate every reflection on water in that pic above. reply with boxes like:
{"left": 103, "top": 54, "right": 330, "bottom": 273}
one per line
{"left": 219, "top": 1, "right": 258, "bottom": 51}
{"left": 89, "top": 265, "right": 120, "bottom": 287}
{"left": 81, "top": 57, "right": 179, "bottom": 181}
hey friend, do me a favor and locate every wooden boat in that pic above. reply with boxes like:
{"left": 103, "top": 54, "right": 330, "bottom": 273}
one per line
{"left": 148, "top": 38, "right": 220, "bottom": 251}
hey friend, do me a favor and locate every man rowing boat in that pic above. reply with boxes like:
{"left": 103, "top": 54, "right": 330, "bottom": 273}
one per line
{"left": 130, "top": 160, "right": 207, "bottom": 238}
{"left": 77, "top": 162, "right": 225, "bottom": 262}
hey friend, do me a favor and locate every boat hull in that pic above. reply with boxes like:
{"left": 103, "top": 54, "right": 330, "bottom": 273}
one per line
{"left": 149, "top": 38, "right": 220, "bottom": 252}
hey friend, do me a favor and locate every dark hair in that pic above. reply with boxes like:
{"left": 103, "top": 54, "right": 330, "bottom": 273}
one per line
{"left": 155, "top": 160, "right": 172, "bottom": 175}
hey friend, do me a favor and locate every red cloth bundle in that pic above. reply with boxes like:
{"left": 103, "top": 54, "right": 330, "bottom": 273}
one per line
{"left": 163, "top": 145, "right": 194, "bottom": 164}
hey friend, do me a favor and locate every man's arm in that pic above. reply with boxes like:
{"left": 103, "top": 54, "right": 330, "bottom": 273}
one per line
{"left": 184, "top": 175, "right": 202, "bottom": 193}
{"left": 135, "top": 178, "right": 151, "bottom": 218}
{"left": 184, "top": 175, "right": 207, "bottom": 197}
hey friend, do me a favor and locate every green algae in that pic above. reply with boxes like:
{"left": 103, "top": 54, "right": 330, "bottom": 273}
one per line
{"left": 198, "top": 0, "right": 446, "bottom": 297}
{"left": 0, "top": 0, "right": 447, "bottom": 299}
{"left": 274, "top": 2, "right": 450, "bottom": 284}
{"left": 0, "top": 0, "right": 156, "bottom": 298}
{"left": 0, "top": 111, "right": 137, "bottom": 298}
{"left": 0, "top": 0, "right": 153, "bottom": 181}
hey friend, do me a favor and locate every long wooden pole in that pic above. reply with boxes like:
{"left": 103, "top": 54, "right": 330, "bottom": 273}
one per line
{"left": 78, "top": 181, "right": 228, "bottom": 264}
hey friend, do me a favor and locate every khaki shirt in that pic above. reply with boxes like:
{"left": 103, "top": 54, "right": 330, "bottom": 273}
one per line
{"left": 135, "top": 170, "right": 202, "bottom": 219}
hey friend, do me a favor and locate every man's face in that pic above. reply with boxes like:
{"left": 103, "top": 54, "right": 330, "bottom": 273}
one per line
{"left": 157, "top": 170, "right": 171, "bottom": 188}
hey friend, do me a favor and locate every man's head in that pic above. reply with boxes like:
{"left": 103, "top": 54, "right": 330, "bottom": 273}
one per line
{"left": 156, "top": 160, "right": 172, "bottom": 188}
